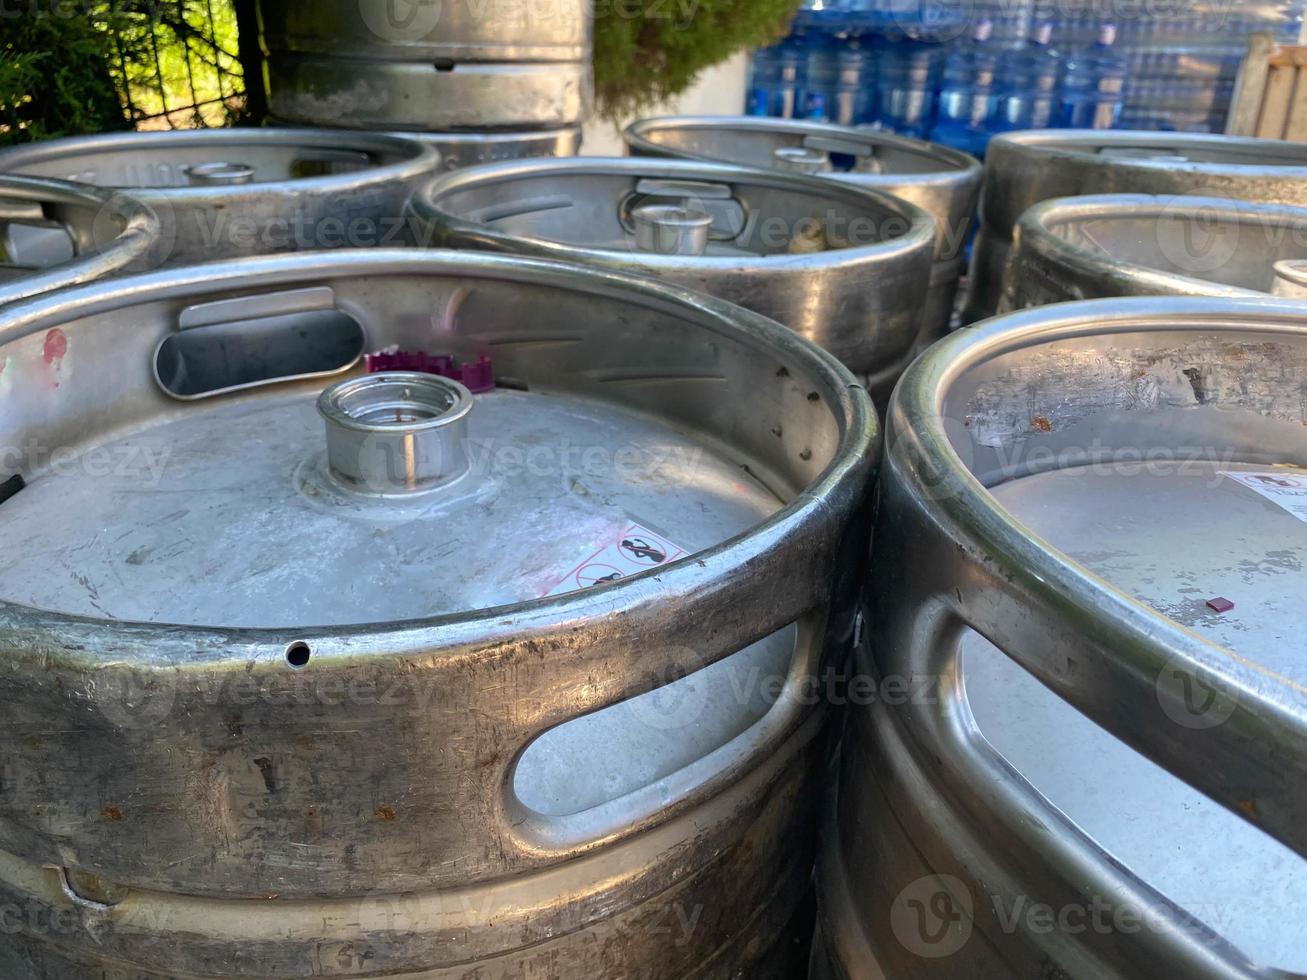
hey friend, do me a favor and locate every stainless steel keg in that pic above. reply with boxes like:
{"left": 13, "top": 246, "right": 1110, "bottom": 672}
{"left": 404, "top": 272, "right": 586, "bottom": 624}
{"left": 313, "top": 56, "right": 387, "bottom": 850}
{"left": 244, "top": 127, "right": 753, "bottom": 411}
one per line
{"left": 0, "top": 249, "right": 876, "bottom": 978}
{"left": 816, "top": 296, "right": 1307, "bottom": 979}
{"left": 0, "top": 129, "right": 440, "bottom": 266}
{"left": 1001, "top": 194, "right": 1307, "bottom": 310}
{"left": 407, "top": 126, "right": 583, "bottom": 170}
{"left": 408, "top": 156, "right": 937, "bottom": 397}
{"left": 269, "top": 122, "right": 585, "bottom": 171}
{"left": 260, "top": 0, "right": 592, "bottom": 130}
{"left": 624, "top": 115, "right": 984, "bottom": 347}
{"left": 0, "top": 176, "right": 158, "bottom": 308}
{"left": 967, "top": 130, "right": 1307, "bottom": 322}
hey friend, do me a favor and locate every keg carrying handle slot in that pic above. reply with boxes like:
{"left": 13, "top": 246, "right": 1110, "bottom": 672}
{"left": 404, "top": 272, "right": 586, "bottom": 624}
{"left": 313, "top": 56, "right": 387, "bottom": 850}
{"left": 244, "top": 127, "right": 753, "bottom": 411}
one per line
{"left": 619, "top": 178, "right": 747, "bottom": 241}
{"left": 503, "top": 602, "right": 835, "bottom": 854}
{"left": 880, "top": 484, "right": 1307, "bottom": 868}
{"left": 0, "top": 194, "right": 83, "bottom": 270}
{"left": 154, "top": 286, "right": 364, "bottom": 400}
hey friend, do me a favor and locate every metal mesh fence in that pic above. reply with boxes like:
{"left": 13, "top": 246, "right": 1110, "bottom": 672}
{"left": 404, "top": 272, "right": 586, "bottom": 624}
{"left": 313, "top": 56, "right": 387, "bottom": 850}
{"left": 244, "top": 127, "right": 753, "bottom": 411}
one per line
{"left": 106, "top": 0, "right": 247, "bottom": 129}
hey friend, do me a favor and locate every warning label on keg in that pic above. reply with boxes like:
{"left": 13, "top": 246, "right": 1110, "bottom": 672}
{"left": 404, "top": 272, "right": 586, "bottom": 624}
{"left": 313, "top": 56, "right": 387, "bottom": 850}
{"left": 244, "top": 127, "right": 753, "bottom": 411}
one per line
{"left": 543, "top": 523, "right": 687, "bottom": 597}
{"left": 1221, "top": 470, "right": 1307, "bottom": 523}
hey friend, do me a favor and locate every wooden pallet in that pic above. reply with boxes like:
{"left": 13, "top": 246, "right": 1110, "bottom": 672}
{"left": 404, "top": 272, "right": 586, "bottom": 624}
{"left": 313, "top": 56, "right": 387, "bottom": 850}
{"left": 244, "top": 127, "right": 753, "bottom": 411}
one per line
{"left": 1227, "top": 33, "right": 1307, "bottom": 139}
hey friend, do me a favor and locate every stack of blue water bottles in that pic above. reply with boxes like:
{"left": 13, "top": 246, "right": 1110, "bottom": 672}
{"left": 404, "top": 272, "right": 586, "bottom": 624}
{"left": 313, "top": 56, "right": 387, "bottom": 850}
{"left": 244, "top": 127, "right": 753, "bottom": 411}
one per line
{"left": 745, "top": 0, "right": 1307, "bottom": 155}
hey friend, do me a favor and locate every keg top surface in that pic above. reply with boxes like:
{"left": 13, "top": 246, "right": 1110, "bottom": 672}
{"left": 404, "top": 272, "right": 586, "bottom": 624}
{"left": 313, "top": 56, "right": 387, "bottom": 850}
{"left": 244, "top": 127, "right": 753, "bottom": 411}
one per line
{"left": 0, "top": 249, "right": 869, "bottom": 633}
{"left": 624, "top": 115, "right": 982, "bottom": 186}
{"left": 892, "top": 297, "right": 1307, "bottom": 970}
{"left": 0, "top": 128, "right": 437, "bottom": 192}
{"left": 415, "top": 155, "right": 936, "bottom": 265}
{"left": 0, "top": 176, "right": 158, "bottom": 306}
{"left": 1017, "top": 194, "right": 1307, "bottom": 295}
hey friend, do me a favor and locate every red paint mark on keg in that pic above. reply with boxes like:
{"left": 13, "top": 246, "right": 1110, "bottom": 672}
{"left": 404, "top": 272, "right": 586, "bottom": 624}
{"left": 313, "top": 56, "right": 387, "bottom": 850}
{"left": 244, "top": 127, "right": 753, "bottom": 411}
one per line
{"left": 1206, "top": 596, "right": 1234, "bottom": 613}
{"left": 42, "top": 328, "right": 68, "bottom": 388}
{"left": 43, "top": 328, "right": 67, "bottom": 365}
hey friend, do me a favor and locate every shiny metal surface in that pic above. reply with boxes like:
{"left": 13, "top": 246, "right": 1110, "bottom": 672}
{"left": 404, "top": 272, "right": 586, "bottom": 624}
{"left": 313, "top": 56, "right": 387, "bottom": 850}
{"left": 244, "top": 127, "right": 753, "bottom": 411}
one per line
{"left": 1002, "top": 194, "right": 1307, "bottom": 310}
{"left": 407, "top": 125, "right": 584, "bottom": 169}
{"left": 410, "top": 155, "right": 936, "bottom": 396}
{"left": 267, "top": 122, "right": 585, "bottom": 170}
{"left": 318, "top": 372, "right": 474, "bottom": 494}
{"left": 0, "top": 129, "right": 440, "bottom": 265}
{"left": 819, "top": 296, "right": 1307, "bottom": 978}
{"left": 261, "top": 0, "right": 591, "bottom": 130}
{"left": 967, "top": 130, "right": 1307, "bottom": 322}
{"left": 0, "top": 249, "right": 876, "bottom": 978}
{"left": 624, "top": 115, "right": 984, "bottom": 346}
{"left": 0, "top": 175, "right": 158, "bottom": 308}
{"left": 1272, "top": 258, "right": 1307, "bottom": 298}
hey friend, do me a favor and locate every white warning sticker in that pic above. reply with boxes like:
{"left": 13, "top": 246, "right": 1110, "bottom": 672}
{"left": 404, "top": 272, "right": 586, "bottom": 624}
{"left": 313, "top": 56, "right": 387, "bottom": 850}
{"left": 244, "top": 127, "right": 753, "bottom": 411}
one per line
{"left": 543, "top": 523, "right": 687, "bottom": 597}
{"left": 1221, "top": 469, "right": 1307, "bottom": 523}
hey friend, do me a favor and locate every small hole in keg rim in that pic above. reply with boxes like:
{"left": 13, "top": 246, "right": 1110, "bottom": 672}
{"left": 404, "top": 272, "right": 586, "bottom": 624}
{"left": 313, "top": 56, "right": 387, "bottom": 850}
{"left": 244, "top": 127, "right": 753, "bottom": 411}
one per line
{"left": 285, "top": 642, "right": 311, "bottom": 668}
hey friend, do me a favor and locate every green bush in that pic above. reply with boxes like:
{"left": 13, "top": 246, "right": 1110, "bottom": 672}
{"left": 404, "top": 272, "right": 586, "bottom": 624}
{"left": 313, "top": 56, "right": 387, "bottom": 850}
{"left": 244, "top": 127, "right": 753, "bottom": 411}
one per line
{"left": 0, "top": 9, "right": 128, "bottom": 144}
{"left": 594, "top": 0, "right": 802, "bottom": 121}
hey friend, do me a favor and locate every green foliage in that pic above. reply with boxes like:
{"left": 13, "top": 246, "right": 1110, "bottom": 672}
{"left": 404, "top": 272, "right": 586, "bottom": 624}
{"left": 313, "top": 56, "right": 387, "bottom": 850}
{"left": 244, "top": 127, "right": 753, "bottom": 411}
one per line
{"left": 0, "top": 8, "right": 128, "bottom": 144}
{"left": 107, "top": 0, "right": 244, "bottom": 127}
{"left": 594, "top": 0, "right": 802, "bottom": 121}
{"left": 0, "top": 1, "right": 244, "bottom": 145}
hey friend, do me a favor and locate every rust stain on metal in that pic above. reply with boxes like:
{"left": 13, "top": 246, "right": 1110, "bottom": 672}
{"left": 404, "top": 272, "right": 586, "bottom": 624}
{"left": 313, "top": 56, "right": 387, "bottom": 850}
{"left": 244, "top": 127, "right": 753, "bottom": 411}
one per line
{"left": 374, "top": 804, "right": 396, "bottom": 821}
{"left": 1031, "top": 415, "right": 1052, "bottom": 432}
{"left": 101, "top": 806, "right": 123, "bottom": 822}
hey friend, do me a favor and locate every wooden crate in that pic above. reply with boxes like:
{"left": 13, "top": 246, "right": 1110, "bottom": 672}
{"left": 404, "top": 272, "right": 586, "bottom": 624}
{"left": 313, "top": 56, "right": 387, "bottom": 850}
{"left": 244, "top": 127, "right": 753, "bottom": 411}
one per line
{"left": 1227, "top": 33, "right": 1307, "bottom": 139}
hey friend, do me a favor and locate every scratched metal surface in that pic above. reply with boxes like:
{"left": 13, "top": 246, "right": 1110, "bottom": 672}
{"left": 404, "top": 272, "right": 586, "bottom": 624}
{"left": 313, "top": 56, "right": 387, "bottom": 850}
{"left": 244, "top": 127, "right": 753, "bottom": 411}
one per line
{"left": 965, "top": 131, "right": 1307, "bottom": 322}
{"left": 822, "top": 297, "right": 1307, "bottom": 979}
{"left": 0, "top": 129, "right": 442, "bottom": 266}
{"left": 0, "top": 249, "right": 875, "bottom": 978}
{"left": 965, "top": 461, "right": 1307, "bottom": 972}
{"left": 411, "top": 156, "right": 938, "bottom": 392}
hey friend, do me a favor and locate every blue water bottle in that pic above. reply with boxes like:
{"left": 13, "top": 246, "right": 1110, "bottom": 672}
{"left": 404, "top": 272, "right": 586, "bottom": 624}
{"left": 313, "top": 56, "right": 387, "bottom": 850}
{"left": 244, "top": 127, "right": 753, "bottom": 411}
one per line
{"left": 997, "top": 20, "right": 1061, "bottom": 131}
{"left": 1061, "top": 23, "right": 1127, "bottom": 129}
{"left": 929, "top": 18, "right": 1002, "bottom": 155}
{"left": 746, "top": 37, "right": 807, "bottom": 118}
{"left": 876, "top": 37, "right": 943, "bottom": 138}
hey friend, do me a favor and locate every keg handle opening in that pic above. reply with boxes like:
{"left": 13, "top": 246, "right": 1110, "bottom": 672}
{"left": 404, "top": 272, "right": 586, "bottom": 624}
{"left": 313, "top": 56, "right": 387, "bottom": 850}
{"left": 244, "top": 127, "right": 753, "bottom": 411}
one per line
{"left": 154, "top": 287, "right": 364, "bottom": 400}
{"left": 317, "top": 371, "right": 474, "bottom": 496}
{"left": 0, "top": 195, "right": 81, "bottom": 269}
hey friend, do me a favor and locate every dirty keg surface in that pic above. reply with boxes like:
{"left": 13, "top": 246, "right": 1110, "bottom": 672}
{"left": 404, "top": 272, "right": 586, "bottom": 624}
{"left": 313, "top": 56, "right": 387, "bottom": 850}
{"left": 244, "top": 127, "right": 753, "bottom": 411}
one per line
{"left": 963, "top": 461, "right": 1307, "bottom": 971}
{"left": 0, "top": 387, "right": 783, "bottom": 628}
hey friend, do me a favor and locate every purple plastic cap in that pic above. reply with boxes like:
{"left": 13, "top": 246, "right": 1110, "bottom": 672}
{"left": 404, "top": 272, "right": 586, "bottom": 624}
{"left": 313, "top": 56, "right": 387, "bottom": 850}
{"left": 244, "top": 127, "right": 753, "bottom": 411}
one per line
{"left": 460, "top": 354, "right": 495, "bottom": 393}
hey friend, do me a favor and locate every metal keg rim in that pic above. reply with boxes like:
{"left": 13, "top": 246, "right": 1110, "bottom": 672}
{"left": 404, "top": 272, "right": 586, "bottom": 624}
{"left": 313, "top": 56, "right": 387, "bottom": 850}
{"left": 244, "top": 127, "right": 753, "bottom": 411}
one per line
{"left": 0, "top": 128, "right": 440, "bottom": 196}
{"left": 989, "top": 128, "right": 1307, "bottom": 172}
{"left": 0, "top": 248, "right": 875, "bottom": 659}
{"left": 413, "top": 155, "right": 938, "bottom": 269}
{"left": 0, "top": 175, "right": 160, "bottom": 308}
{"left": 892, "top": 294, "right": 1307, "bottom": 724}
{"left": 1013, "top": 193, "right": 1307, "bottom": 300}
{"left": 623, "top": 114, "right": 983, "bottom": 189}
